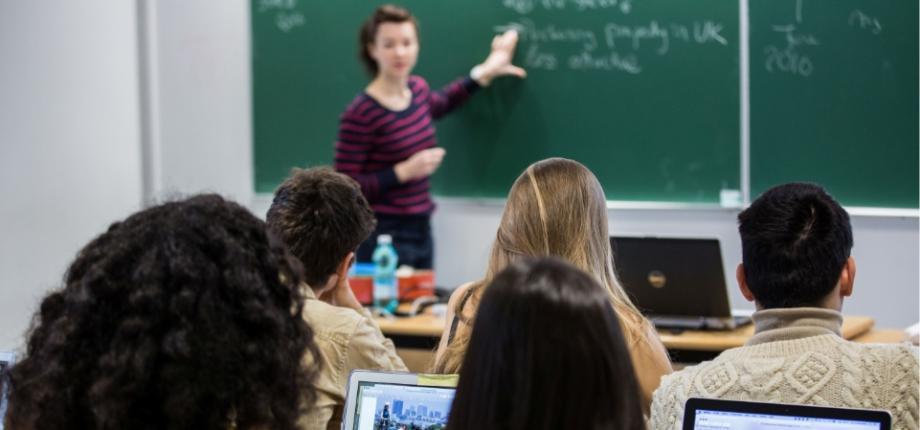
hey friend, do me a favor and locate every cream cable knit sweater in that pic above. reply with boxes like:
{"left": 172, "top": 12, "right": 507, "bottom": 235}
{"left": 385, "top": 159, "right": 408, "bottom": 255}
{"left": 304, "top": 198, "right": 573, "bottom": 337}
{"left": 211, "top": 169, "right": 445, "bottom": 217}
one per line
{"left": 650, "top": 308, "right": 919, "bottom": 430}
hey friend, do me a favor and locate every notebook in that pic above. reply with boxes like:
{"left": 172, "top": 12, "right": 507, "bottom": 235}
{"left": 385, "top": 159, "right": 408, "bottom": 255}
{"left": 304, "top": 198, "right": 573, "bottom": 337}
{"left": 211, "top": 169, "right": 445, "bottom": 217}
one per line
{"left": 611, "top": 236, "right": 751, "bottom": 330}
{"left": 341, "top": 370, "right": 458, "bottom": 430}
{"left": 683, "top": 398, "right": 891, "bottom": 430}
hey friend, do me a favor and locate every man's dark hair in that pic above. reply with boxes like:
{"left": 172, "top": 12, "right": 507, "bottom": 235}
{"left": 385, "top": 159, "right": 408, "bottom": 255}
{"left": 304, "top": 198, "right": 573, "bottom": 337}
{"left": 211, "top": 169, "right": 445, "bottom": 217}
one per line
{"left": 738, "top": 183, "right": 853, "bottom": 309}
{"left": 266, "top": 167, "right": 376, "bottom": 288}
{"left": 448, "top": 257, "right": 645, "bottom": 430}
{"left": 3, "top": 194, "right": 320, "bottom": 430}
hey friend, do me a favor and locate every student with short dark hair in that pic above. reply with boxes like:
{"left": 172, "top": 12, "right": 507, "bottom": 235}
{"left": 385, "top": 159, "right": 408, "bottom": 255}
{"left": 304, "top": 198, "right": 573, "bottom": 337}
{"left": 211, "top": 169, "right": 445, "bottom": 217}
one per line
{"left": 447, "top": 257, "right": 645, "bottom": 430}
{"left": 650, "top": 183, "right": 919, "bottom": 430}
{"left": 3, "top": 194, "right": 320, "bottom": 430}
{"left": 266, "top": 167, "right": 407, "bottom": 429}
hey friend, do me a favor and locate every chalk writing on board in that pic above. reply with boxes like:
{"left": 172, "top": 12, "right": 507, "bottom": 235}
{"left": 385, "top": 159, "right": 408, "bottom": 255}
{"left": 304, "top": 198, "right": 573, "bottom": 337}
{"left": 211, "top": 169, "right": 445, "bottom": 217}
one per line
{"left": 763, "top": 0, "right": 819, "bottom": 77}
{"left": 503, "top": 0, "right": 632, "bottom": 15}
{"left": 849, "top": 10, "right": 882, "bottom": 35}
{"left": 497, "top": 19, "right": 728, "bottom": 74}
{"left": 257, "top": 0, "right": 295, "bottom": 12}
{"left": 257, "top": 0, "right": 304, "bottom": 33}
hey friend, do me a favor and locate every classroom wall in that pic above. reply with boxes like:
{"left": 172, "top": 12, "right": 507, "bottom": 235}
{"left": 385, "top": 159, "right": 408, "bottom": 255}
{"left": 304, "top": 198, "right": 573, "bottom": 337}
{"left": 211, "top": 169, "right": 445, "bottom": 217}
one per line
{"left": 141, "top": 0, "right": 253, "bottom": 204}
{"left": 0, "top": 2, "right": 144, "bottom": 350}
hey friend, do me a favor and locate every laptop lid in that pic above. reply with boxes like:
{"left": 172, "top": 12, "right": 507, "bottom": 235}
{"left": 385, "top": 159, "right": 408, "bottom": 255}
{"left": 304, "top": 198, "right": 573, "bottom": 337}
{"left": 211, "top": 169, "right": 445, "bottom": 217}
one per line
{"left": 611, "top": 236, "right": 732, "bottom": 319}
{"left": 683, "top": 398, "right": 892, "bottom": 430}
{"left": 342, "top": 370, "right": 457, "bottom": 430}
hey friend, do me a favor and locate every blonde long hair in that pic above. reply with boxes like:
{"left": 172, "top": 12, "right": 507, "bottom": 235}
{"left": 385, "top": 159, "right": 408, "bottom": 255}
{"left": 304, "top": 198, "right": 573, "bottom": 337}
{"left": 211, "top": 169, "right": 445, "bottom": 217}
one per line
{"left": 433, "top": 158, "right": 649, "bottom": 374}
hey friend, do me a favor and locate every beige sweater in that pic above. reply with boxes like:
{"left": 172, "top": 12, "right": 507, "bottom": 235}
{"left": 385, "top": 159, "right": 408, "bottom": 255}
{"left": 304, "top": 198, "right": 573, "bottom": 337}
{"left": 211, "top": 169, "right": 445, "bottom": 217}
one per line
{"left": 297, "top": 287, "right": 407, "bottom": 430}
{"left": 650, "top": 308, "right": 919, "bottom": 430}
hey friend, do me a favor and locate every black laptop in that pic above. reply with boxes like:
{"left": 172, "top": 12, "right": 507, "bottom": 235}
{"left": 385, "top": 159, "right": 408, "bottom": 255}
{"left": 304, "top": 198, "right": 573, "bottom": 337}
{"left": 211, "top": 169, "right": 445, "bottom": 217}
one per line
{"left": 684, "top": 398, "right": 891, "bottom": 430}
{"left": 611, "top": 236, "right": 751, "bottom": 330}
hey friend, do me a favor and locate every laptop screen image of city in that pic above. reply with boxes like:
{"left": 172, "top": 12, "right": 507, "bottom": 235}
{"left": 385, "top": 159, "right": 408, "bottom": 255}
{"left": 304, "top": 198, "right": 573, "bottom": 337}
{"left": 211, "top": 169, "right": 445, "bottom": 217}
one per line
{"left": 352, "top": 381, "right": 456, "bottom": 430}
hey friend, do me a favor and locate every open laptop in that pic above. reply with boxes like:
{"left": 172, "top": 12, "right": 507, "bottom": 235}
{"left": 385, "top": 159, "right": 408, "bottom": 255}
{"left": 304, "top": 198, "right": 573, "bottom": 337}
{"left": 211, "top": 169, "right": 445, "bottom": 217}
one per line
{"left": 342, "top": 370, "right": 458, "bottom": 430}
{"left": 611, "top": 236, "right": 751, "bottom": 330}
{"left": 684, "top": 398, "right": 891, "bottom": 430}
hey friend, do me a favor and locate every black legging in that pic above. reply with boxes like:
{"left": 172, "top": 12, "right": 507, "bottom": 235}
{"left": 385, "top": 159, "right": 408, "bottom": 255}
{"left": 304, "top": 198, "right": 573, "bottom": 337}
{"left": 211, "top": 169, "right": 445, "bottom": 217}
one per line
{"left": 357, "top": 213, "right": 433, "bottom": 269}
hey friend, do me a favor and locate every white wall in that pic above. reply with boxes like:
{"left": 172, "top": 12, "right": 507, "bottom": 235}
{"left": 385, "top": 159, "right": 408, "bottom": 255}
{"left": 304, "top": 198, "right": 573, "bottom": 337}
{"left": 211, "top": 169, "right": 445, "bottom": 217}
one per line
{"left": 142, "top": 0, "right": 253, "bottom": 204}
{"left": 0, "top": 2, "right": 144, "bottom": 350}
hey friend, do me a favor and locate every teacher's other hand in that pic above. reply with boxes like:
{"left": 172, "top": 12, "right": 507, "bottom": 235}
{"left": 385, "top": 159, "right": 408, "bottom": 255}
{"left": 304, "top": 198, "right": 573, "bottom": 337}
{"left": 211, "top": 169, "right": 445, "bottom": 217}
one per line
{"left": 395, "top": 147, "right": 446, "bottom": 183}
{"left": 472, "top": 29, "right": 527, "bottom": 86}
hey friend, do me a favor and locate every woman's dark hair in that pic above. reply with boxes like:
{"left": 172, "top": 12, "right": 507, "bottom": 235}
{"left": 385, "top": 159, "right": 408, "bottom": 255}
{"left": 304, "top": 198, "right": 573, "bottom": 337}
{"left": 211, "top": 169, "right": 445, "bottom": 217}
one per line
{"left": 738, "top": 182, "right": 853, "bottom": 308}
{"left": 266, "top": 167, "right": 376, "bottom": 288}
{"left": 447, "top": 257, "right": 645, "bottom": 430}
{"left": 358, "top": 4, "right": 418, "bottom": 76}
{"left": 3, "top": 194, "right": 321, "bottom": 430}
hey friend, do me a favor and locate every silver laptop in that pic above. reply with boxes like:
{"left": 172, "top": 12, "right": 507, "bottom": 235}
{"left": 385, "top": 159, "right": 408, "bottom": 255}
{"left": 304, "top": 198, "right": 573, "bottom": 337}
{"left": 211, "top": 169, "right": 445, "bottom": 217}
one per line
{"left": 684, "top": 398, "right": 891, "bottom": 430}
{"left": 611, "top": 236, "right": 751, "bottom": 330}
{"left": 342, "top": 370, "right": 457, "bottom": 430}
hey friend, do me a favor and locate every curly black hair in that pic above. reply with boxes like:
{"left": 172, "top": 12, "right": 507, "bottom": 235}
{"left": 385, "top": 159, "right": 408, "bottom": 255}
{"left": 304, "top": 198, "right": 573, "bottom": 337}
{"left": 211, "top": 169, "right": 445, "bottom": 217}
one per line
{"left": 2, "top": 194, "right": 321, "bottom": 430}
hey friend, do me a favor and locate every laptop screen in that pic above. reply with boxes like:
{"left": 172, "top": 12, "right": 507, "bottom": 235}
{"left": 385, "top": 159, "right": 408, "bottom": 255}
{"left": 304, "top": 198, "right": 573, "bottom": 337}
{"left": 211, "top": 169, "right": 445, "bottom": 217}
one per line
{"left": 684, "top": 398, "right": 891, "bottom": 430}
{"left": 349, "top": 381, "right": 456, "bottom": 430}
{"left": 611, "top": 236, "right": 731, "bottom": 319}
{"left": 692, "top": 408, "right": 883, "bottom": 430}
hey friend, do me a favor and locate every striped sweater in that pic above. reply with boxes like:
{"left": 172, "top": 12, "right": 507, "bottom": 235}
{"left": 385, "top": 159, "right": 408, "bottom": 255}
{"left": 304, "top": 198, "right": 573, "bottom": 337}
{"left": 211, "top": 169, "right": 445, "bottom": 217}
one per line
{"left": 334, "top": 76, "right": 479, "bottom": 215}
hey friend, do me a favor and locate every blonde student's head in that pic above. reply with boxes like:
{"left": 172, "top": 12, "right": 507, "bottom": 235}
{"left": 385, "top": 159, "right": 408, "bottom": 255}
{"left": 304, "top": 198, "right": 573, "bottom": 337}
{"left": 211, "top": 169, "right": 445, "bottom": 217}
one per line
{"left": 434, "top": 158, "right": 649, "bottom": 374}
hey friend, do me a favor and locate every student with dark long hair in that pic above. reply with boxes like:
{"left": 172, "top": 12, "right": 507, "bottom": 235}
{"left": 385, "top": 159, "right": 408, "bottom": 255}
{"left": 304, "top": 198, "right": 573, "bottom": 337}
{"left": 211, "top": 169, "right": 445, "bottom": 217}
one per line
{"left": 2, "top": 195, "right": 321, "bottom": 430}
{"left": 447, "top": 258, "right": 645, "bottom": 430}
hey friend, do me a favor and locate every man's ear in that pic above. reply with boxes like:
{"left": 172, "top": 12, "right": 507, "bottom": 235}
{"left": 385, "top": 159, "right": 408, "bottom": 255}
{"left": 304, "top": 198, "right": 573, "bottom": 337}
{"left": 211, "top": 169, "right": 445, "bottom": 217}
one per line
{"left": 839, "top": 256, "right": 856, "bottom": 298}
{"left": 737, "top": 263, "right": 755, "bottom": 302}
{"left": 336, "top": 252, "right": 356, "bottom": 281}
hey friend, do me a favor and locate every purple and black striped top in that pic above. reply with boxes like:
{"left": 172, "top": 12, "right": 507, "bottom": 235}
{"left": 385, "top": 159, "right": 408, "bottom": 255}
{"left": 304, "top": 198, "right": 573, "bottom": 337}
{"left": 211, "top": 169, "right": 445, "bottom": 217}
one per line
{"left": 334, "top": 75, "right": 479, "bottom": 216}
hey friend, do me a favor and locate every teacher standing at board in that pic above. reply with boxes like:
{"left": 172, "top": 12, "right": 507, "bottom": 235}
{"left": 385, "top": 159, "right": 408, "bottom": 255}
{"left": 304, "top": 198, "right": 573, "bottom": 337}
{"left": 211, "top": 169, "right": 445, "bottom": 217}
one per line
{"left": 334, "top": 4, "right": 526, "bottom": 269}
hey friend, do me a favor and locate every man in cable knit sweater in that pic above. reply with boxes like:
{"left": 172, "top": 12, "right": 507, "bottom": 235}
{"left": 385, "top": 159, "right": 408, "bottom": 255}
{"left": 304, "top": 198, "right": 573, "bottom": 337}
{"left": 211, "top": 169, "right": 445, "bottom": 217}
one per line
{"left": 650, "top": 183, "right": 919, "bottom": 430}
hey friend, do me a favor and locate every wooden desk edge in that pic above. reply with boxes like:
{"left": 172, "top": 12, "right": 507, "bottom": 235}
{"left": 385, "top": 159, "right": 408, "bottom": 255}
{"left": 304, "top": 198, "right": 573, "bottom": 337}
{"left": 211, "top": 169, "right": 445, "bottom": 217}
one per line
{"left": 377, "top": 315, "right": 895, "bottom": 351}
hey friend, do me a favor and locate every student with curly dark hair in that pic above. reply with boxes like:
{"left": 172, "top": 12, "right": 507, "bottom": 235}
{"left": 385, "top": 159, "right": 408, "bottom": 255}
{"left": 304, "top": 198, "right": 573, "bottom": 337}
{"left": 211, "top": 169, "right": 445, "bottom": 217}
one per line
{"left": 2, "top": 194, "right": 321, "bottom": 430}
{"left": 266, "top": 167, "right": 407, "bottom": 429}
{"left": 447, "top": 257, "right": 645, "bottom": 430}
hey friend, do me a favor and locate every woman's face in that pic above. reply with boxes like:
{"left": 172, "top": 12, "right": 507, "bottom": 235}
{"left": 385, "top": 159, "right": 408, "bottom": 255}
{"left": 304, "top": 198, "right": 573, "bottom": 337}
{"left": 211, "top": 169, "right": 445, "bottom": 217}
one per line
{"left": 369, "top": 21, "right": 419, "bottom": 80}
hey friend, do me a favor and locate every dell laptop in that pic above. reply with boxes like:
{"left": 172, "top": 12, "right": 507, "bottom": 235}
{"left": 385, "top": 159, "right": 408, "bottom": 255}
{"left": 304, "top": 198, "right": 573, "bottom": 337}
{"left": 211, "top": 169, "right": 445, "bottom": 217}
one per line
{"left": 611, "top": 236, "right": 751, "bottom": 330}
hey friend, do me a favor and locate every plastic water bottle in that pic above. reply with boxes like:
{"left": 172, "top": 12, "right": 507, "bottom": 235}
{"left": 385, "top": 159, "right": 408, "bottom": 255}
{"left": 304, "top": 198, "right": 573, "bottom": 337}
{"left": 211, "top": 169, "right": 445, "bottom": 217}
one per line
{"left": 372, "top": 234, "right": 399, "bottom": 313}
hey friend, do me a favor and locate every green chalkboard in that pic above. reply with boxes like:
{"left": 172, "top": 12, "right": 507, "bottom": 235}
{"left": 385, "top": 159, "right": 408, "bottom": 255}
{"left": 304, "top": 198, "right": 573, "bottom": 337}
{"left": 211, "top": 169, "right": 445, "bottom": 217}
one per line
{"left": 749, "top": 0, "right": 919, "bottom": 208}
{"left": 252, "top": 0, "right": 740, "bottom": 202}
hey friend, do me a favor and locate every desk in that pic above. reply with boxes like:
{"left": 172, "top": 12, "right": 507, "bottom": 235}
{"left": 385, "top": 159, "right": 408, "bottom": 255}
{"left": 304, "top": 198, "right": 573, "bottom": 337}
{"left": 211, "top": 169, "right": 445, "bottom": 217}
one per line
{"left": 377, "top": 314, "right": 901, "bottom": 370}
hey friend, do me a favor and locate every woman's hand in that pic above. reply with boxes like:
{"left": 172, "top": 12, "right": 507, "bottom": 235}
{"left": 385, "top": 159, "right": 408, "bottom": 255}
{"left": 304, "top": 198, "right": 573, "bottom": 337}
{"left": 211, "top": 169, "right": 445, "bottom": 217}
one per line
{"left": 395, "top": 147, "right": 446, "bottom": 183}
{"left": 472, "top": 29, "right": 527, "bottom": 86}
